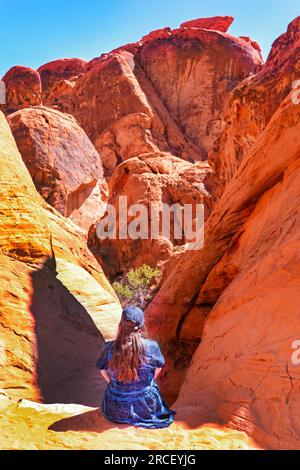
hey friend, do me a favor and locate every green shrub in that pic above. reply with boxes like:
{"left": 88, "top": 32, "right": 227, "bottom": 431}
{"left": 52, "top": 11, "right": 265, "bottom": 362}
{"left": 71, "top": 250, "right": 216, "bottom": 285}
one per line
{"left": 112, "top": 282, "right": 133, "bottom": 299}
{"left": 112, "top": 264, "right": 161, "bottom": 309}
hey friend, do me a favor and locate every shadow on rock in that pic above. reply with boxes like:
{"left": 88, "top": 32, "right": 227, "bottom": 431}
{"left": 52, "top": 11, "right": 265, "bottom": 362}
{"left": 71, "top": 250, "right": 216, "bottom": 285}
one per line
{"left": 49, "top": 408, "right": 129, "bottom": 433}
{"left": 30, "top": 257, "right": 106, "bottom": 407}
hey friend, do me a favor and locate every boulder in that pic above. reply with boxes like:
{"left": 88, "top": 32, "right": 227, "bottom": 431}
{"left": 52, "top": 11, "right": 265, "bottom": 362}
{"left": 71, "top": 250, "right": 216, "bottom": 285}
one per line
{"left": 180, "top": 16, "right": 234, "bottom": 32}
{"left": 8, "top": 106, "right": 107, "bottom": 231}
{"left": 38, "top": 58, "right": 87, "bottom": 99}
{"left": 1, "top": 66, "right": 42, "bottom": 114}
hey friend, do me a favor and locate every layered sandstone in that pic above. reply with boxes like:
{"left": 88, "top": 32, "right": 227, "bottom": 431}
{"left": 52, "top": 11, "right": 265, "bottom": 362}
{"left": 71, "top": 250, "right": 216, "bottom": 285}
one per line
{"left": 8, "top": 106, "right": 108, "bottom": 231}
{"left": 88, "top": 152, "right": 212, "bottom": 278}
{"left": 0, "top": 111, "right": 121, "bottom": 405}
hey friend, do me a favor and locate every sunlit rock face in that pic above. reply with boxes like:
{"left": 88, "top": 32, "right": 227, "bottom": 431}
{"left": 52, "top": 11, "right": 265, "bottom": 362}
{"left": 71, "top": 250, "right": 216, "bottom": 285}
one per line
{"left": 88, "top": 152, "right": 212, "bottom": 278}
{"left": 136, "top": 25, "right": 262, "bottom": 162}
{"left": 143, "top": 24, "right": 300, "bottom": 443}
{"left": 208, "top": 16, "right": 300, "bottom": 201}
{"left": 0, "top": 111, "right": 121, "bottom": 406}
{"left": 38, "top": 58, "right": 87, "bottom": 100}
{"left": 146, "top": 66, "right": 300, "bottom": 450}
{"left": 180, "top": 16, "right": 234, "bottom": 32}
{"left": 42, "top": 16, "right": 262, "bottom": 175}
{"left": 1, "top": 66, "right": 42, "bottom": 115}
{"left": 7, "top": 106, "right": 108, "bottom": 231}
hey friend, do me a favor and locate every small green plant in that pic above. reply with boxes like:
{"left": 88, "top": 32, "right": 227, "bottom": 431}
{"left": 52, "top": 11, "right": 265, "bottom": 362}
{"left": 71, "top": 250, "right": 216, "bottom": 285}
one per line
{"left": 112, "top": 264, "right": 161, "bottom": 309}
{"left": 112, "top": 282, "right": 133, "bottom": 299}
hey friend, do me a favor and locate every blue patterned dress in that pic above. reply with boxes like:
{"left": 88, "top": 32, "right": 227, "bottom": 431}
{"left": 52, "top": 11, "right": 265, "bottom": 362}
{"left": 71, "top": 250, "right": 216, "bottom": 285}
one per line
{"left": 96, "top": 338, "right": 175, "bottom": 428}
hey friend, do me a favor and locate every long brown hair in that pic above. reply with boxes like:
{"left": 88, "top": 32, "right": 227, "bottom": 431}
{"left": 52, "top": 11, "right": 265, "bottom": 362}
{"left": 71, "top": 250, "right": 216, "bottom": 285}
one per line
{"left": 109, "top": 318, "right": 147, "bottom": 383}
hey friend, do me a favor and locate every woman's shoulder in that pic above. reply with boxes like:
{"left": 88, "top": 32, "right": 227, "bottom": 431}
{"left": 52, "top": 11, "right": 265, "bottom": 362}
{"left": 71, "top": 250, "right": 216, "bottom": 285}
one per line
{"left": 143, "top": 338, "right": 165, "bottom": 367}
{"left": 143, "top": 338, "right": 157, "bottom": 346}
{"left": 101, "top": 340, "right": 114, "bottom": 352}
{"left": 143, "top": 338, "right": 160, "bottom": 352}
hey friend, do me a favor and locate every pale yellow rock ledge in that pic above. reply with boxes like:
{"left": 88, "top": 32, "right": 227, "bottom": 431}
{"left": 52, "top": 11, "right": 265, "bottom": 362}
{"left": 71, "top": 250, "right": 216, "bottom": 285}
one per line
{"left": 0, "top": 397, "right": 261, "bottom": 450}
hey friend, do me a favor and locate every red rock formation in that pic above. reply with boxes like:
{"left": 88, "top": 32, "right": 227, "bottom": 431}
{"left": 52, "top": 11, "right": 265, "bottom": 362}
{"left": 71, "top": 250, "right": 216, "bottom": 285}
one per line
{"left": 95, "top": 112, "right": 160, "bottom": 177}
{"left": 1, "top": 66, "right": 42, "bottom": 114}
{"left": 180, "top": 16, "right": 234, "bottom": 32}
{"left": 38, "top": 58, "right": 87, "bottom": 99}
{"left": 239, "top": 36, "right": 262, "bottom": 53}
{"left": 8, "top": 106, "right": 107, "bottom": 231}
{"left": 43, "top": 18, "right": 262, "bottom": 172}
{"left": 46, "top": 76, "right": 78, "bottom": 116}
{"left": 141, "top": 27, "right": 171, "bottom": 42}
{"left": 88, "top": 152, "right": 212, "bottom": 278}
{"left": 208, "top": 16, "right": 300, "bottom": 201}
{"left": 146, "top": 84, "right": 300, "bottom": 449}
{"left": 144, "top": 16, "right": 300, "bottom": 450}
{"left": 73, "top": 52, "right": 152, "bottom": 147}
{"left": 50, "top": 50, "right": 200, "bottom": 173}
{"left": 1, "top": 18, "right": 262, "bottom": 178}
{"left": 0, "top": 110, "right": 121, "bottom": 405}
{"left": 137, "top": 26, "right": 262, "bottom": 161}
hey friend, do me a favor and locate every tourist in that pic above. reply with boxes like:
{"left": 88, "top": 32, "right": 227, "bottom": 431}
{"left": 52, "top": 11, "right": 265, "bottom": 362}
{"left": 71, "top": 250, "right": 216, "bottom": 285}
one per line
{"left": 96, "top": 305, "right": 175, "bottom": 428}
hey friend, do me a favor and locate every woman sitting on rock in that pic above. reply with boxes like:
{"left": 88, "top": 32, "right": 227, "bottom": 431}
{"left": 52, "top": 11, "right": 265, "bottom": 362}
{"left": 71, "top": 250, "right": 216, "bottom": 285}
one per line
{"left": 96, "top": 305, "right": 175, "bottom": 428}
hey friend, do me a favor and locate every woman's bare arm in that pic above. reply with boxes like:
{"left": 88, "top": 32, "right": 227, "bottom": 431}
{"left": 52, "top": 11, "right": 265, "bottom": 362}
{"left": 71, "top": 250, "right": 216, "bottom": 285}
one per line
{"left": 154, "top": 367, "right": 162, "bottom": 380}
{"left": 100, "top": 369, "right": 110, "bottom": 383}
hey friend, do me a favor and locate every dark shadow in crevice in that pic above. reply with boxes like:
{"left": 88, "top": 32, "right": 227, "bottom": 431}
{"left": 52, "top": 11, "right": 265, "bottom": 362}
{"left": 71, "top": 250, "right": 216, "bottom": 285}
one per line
{"left": 30, "top": 257, "right": 106, "bottom": 407}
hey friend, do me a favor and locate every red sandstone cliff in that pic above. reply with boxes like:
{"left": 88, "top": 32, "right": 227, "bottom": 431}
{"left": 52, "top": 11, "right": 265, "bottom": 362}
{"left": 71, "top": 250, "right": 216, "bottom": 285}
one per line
{"left": 146, "top": 16, "right": 300, "bottom": 450}
{"left": 48, "top": 26, "right": 262, "bottom": 171}
{"left": 208, "top": 15, "right": 300, "bottom": 201}
{"left": 2, "top": 16, "right": 260, "bottom": 177}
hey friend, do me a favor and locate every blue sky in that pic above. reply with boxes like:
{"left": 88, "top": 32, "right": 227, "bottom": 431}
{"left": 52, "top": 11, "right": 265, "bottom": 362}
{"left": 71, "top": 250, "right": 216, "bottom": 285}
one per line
{"left": 1, "top": 0, "right": 299, "bottom": 77}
